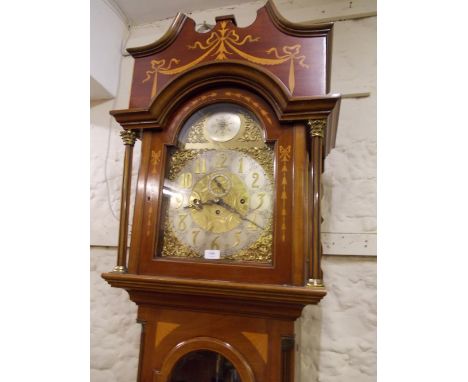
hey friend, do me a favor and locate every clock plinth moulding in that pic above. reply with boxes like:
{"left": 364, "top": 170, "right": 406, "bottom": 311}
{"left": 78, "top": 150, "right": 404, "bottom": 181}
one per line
{"left": 102, "top": 1, "right": 341, "bottom": 381}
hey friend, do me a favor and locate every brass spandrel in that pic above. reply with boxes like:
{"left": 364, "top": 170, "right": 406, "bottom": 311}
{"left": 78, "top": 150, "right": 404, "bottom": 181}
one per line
{"left": 161, "top": 219, "right": 202, "bottom": 259}
{"left": 167, "top": 149, "right": 204, "bottom": 181}
{"left": 186, "top": 119, "right": 209, "bottom": 143}
{"left": 223, "top": 220, "right": 273, "bottom": 263}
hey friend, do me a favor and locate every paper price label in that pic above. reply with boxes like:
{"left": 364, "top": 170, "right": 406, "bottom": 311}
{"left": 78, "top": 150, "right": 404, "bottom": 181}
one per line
{"left": 204, "top": 249, "right": 221, "bottom": 259}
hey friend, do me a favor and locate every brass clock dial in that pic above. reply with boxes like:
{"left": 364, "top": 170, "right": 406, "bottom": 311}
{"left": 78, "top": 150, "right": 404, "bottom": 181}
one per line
{"left": 159, "top": 103, "right": 275, "bottom": 263}
{"left": 166, "top": 149, "right": 273, "bottom": 257}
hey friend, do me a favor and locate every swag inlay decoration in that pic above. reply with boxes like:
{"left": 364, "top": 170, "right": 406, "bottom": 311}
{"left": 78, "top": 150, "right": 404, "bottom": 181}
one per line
{"left": 142, "top": 20, "right": 309, "bottom": 97}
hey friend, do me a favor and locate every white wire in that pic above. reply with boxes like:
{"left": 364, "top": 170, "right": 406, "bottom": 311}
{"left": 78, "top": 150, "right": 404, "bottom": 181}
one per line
{"left": 103, "top": 23, "right": 132, "bottom": 223}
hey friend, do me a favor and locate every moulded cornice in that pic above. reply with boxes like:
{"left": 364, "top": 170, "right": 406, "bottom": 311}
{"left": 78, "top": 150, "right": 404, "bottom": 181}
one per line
{"left": 111, "top": 61, "right": 340, "bottom": 127}
{"left": 102, "top": 272, "right": 326, "bottom": 320}
{"left": 126, "top": 13, "right": 189, "bottom": 58}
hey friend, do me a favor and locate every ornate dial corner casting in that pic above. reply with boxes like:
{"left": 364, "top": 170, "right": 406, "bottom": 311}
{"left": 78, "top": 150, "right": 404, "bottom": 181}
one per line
{"left": 120, "top": 130, "right": 137, "bottom": 146}
{"left": 186, "top": 119, "right": 209, "bottom": 143}
{"left": 168, "top": 149, "right": 203, "bottom": 181}
{"left": 161, "top": 219, "right": 202, "bottom": 259}
{"left": 239, "top": 146, "right": 275, "bottom": 183}
{"left": 223, "top": 220, "right": 273, "bottom": 263}
{"left": 239, "top": 118, "right": 263, "bottom": 142}
{"left": 307, "top": 119, "right": 326, "bottom": 138}
{"left": 279, "top": 145, "right": 291, "bottom": 242}
{"left": 142, "top": 21, "right": 310, "bottom": 97}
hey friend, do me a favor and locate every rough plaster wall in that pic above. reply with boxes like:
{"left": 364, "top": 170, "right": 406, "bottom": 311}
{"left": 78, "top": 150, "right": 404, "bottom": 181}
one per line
{"left": 90, "top": 1, "right": 376, "bottom": 381}
{"left": 91, "top": 247, "right": 140, "bottom": 382}
{"left": 298, "top": 256, "right": 376, "bottom": 382}
{"left": 324, "top": 17, "right": 377, "bottom": 236}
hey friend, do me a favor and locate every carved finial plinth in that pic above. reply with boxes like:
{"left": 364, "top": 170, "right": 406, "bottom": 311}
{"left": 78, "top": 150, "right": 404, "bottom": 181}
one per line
{"left": 120, "top": 130, "right": 137, "bottom": 146}
{"left": 307, "top": 119, "right": 326, "bottom": 138}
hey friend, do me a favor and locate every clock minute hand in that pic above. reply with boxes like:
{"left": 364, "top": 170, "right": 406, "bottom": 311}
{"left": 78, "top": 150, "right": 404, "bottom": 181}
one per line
{"left": 213, "top": 198, "right": 264, "bottom": 230}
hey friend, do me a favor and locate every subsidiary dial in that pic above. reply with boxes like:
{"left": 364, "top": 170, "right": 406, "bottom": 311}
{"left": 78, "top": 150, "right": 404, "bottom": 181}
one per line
{"left": 204, "top": 112, "right": 241, "bottom": 142}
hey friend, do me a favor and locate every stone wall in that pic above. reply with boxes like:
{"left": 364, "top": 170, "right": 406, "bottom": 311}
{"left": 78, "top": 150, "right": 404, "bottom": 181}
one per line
{"left": 91, "top": 1, "right": 377, "bottom": 381}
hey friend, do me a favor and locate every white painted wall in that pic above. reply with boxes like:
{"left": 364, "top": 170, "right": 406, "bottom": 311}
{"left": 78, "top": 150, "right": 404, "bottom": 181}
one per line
{"left": 90, "top": 0, "right": 128, "bottom": 100}
{"left": 91, "top": 1, "right": 377, "bottom": 381}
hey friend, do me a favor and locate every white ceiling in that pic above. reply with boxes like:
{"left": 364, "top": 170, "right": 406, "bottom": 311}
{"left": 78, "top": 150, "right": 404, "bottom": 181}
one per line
{"left": 111, "top": 0, "right": 259, "bottom": 26}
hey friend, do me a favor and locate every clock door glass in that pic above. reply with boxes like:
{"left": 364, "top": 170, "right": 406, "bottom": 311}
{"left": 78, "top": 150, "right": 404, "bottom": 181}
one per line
{"left": 169, "top": 350, "right": 241, "bottom": 382}
{"left": 157, "top": 103, "right": 275, "bottom": 264}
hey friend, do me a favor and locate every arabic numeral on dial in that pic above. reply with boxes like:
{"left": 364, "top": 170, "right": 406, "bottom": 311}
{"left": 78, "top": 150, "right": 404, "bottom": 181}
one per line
{"left": 192, "top": 230, "right": 200, "bottom": 245}
{"left": 233, "top": 231, "right": 241, "bottom": 247}
{"left": 210, "top": 236, "right": 220, "bottom": 250}
{"left": 215, "top": 153, "right": 227, "bottom": 168}
{"left": 178, "top": 214, "right": 188, "bottom": 231}
{"left": 179, "top": 173, "right": 193, "bottom": 188}
{"left": 255, "top": 192, "right": 265, "bottom": 209}
{"left": 194, "top": 157, "right": 206, "bottom": 174}
{"left": 174, "top": 194, "right": 184, "bottom": 209}
{"left": 238, "top": 157, "right": 243, "bottom": 173}
{"left": 251, "top": 172, "right": 260, "bottom": 188}
{"left": 247, "top": 214, "right": 258, "bottom": 230}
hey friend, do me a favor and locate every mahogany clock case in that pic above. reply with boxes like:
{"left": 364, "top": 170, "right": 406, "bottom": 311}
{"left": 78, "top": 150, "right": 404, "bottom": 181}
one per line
{"left": 101, "top": 2, "right": 341, "bottom": 381}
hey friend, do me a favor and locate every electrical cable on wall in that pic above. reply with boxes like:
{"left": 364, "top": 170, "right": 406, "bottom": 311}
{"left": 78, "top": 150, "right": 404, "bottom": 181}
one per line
{"left": 104, "top": 22, "right": 133, "bottom": 227}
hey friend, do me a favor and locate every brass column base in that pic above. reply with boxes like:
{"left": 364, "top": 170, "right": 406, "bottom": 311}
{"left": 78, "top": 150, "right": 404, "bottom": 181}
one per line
{"left": 112, "top": 265, "right": 128, "bottom": 273}
{"left": 306, "top": 278, "right": 324, "bottom": 287}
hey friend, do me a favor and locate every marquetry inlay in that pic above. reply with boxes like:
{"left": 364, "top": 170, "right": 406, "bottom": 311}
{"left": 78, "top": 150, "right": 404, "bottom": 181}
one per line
{"left": 242, "top": 331, "right": 269, "bottom": 363}
{"left": 155, "top": 322, "right": 180, "bottom": 348}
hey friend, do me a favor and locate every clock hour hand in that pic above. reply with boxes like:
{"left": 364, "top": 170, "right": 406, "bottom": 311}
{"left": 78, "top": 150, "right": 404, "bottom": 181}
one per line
{"left": 212, "top": 198, "right": 264, "bottom": 230}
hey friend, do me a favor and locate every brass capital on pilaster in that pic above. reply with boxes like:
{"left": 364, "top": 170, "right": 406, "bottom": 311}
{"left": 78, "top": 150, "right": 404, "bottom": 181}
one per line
{"left": 112, "top": 265, "right": 128, "bottom": 273}
{"left": 120, "top": 130, "right": 137, "bottom": 146}
{"left": 307, "top": 119, "right": 326, "bottom": 138}
{"left": 306, "top": 278, "right": 324, "bottom": 287}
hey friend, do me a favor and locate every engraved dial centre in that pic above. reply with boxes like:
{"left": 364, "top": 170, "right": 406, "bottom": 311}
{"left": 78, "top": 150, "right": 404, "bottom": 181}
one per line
{"left": 190, "top": 171, "right": 249, "bottom": 234}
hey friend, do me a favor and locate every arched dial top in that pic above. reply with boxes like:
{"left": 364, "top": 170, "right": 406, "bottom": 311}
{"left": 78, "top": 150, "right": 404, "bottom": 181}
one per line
{"left": 158, "top": 103, "right": 275, "bottom": 264}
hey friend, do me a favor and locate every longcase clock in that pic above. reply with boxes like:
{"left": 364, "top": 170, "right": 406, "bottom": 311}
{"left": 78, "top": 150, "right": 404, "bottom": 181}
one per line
{"left": 102, "top": 2, "right": 341, "bottom": 381}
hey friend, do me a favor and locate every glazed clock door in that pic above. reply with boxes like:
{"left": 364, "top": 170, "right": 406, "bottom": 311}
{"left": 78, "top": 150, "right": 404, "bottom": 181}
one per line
{"left": 168, "top": 351, "right": 241, "bottom": 382}
{"left": 135, "top": 88, "right": 297, "bottom": 284}
{"left": 158, "top": 103, "right": 274, "bottom": 264}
